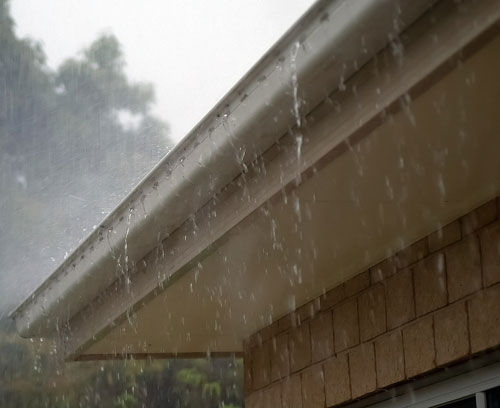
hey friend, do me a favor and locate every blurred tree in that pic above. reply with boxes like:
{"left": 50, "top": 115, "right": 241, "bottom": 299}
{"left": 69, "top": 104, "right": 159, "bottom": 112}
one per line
{"left": 53, "top": 33, "right": 167, "bottom": 176}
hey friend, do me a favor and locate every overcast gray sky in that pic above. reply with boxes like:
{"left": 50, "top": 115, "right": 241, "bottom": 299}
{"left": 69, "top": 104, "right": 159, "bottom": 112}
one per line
{"left": 12, "top": 0, "right": 315, "bottom": 142}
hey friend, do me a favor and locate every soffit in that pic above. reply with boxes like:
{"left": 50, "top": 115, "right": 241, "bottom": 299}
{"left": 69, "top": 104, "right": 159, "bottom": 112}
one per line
{"left": 80, "top": 32, "right": 500, "bottom": 357}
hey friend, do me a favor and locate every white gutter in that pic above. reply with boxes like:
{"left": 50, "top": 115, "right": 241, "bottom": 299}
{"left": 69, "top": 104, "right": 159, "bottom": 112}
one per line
{"left": 11, "top": 0, "right": 435, "bottom": 337}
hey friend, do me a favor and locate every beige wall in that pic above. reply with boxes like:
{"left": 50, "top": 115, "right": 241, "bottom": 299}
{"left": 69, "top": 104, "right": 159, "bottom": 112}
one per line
{"left": 244, "top": 197, "right": 500, "bottom": 407}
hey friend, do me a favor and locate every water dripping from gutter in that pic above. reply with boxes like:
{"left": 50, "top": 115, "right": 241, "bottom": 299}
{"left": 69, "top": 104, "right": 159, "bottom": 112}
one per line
{"left": 123, "top": 207, "right": 134, "bottom": 292}
{"left": 290, "top": 40, "right": 304, "bottom": 178}
{"left": 290, "top": 41, "right": 302, "bottom": 130}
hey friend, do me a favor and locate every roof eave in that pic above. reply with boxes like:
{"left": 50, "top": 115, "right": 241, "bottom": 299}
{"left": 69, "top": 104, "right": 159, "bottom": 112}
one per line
{"left": 11, "top": 0, "right": 437, "bottom": 337}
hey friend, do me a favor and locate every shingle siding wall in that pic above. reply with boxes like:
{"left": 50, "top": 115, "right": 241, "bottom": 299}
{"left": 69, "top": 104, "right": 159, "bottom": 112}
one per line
{"left": 244, "top": 197, "right": 500, "bottom": 408}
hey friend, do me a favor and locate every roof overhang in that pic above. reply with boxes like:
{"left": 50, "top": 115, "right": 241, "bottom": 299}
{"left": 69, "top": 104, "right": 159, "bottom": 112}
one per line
{"left": 10, "top": 0, "right": 500, "bottom": 360}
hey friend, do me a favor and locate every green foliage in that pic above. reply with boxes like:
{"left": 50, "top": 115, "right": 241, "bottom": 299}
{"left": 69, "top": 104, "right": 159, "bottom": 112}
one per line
{"left": 0, "top": 318, "right": 243, "bottom": 407}
{"left": 203, "top": 382, "right": 222, "bottom": 400}
{"left": 113, "top": 393, "right": 138, "bottom": 408}
{"left": 177, "top": 367, "right": 204, "bottom": 387}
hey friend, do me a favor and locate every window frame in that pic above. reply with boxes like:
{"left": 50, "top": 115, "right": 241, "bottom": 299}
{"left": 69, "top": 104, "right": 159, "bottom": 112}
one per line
{"left": 371, "top": 362, "right": 500, "bottom": 408}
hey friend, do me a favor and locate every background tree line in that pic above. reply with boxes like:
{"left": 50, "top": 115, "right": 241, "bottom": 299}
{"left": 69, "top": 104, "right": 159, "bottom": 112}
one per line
{"left": 0, "top": 318, "right": 243, "bottom": 407}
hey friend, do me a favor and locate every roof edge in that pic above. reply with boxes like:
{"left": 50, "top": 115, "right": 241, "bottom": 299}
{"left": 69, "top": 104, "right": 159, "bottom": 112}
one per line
{"left": 11, "top": 0, "right": 436, "bottom": 336}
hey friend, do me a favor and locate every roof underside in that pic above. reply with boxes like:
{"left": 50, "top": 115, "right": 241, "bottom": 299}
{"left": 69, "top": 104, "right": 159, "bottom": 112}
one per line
{"left": 12, "top": 0, "right": 437, "bottom": 338}
{"left": 79, "top": 25, "right": 500, "bottom": 359}
{"left": 10, "top": 0, "right": 500, "bottom": 360}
